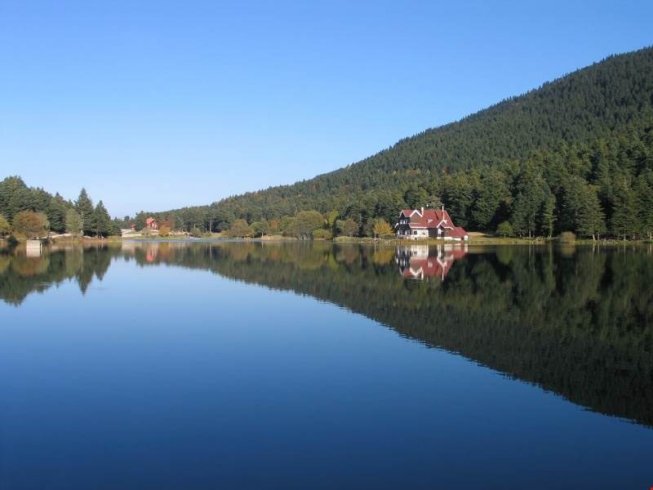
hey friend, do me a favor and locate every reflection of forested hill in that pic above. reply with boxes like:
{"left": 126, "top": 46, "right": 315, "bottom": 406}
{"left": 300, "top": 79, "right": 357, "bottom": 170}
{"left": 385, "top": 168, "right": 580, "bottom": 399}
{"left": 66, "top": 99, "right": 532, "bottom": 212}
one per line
{"left": 137, "top": 242, "right": 653, "bottom": 427}
{"left": 2, "top": 242, "right": 652, "bottom": 428}
{"left": 0, "top": 246, "right": 118, "bottom": 305}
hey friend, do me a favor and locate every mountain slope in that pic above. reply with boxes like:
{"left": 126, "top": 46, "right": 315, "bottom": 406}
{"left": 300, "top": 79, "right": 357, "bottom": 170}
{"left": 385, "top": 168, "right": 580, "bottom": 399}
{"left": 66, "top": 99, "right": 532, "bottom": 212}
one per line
{"left": 156, "top": 46, "right": 653, "bottom": 238}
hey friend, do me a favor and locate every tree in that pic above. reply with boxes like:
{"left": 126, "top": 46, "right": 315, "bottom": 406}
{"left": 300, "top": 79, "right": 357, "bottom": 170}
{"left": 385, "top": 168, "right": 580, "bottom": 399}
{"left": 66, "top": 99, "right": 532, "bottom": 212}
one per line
{"left": 12, "top": 211, "right": 49, "bottom": 239}
{"left": 227, "top": 219, "right": 253, "bottom": 238}
{"left": 511, "top": 162, "right": 551, "bottom": 237}
{"left": 289, "top": 210, "right": 324, "bottom": 239}
{"left": 404, "top": 186, "right": 429, "bottom": 209}
{"left": 635, "top": 171, "right": 653, "bottom": 240}
{"left": 75, "top": 189, "right": 95, "bottom": 236}
{"left": 65, "top": 209, "right": 83, "bottom": 237}
{"left": 576, "top": 186, "right": 606, "bottom": 240}
{"left": 0, "top": 214, "right": 10, "bottom": 237}
{"left": 539, "top": 193, "right": 556, "bottom": 238}
{"left": 93, "top": 201, "right": 112, "bottom": 237}
{"left": 372, "top": 218, "right": 394, "bottom": 238}
{"left": 336, "top": 218, "right": 359, "bottom": 237}
{"left": 611, "top": 177, "right": 638, "bottom": 239}
{"left": 471, "top": 169, "right": 509, "bottom": 230}
{"left": 47, "top": 194, "right": 69, "bottom": 233}
{"left": 251, "top": 220, "right": 269, "bottom": 237}
{"left": 496, "top": 221, "right": 514, "bottom": 237}
{"left": 443, "top": 173, "right": 475, "bottom": 228}
{"left": 0, "top": 176, "right": 28, "bottom": 220}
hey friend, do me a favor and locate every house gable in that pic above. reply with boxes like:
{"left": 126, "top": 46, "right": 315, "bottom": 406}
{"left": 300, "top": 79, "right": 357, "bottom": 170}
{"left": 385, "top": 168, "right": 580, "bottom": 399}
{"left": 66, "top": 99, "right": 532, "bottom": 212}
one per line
{"left": 395, "top": 207, "right": 467, "bottom": 239}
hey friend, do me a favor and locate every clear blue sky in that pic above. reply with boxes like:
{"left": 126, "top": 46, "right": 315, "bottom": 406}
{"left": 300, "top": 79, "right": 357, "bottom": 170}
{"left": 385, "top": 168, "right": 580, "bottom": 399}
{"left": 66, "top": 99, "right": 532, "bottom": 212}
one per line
{"left": 1, "top": 0, "right": 652, "bottom": 217}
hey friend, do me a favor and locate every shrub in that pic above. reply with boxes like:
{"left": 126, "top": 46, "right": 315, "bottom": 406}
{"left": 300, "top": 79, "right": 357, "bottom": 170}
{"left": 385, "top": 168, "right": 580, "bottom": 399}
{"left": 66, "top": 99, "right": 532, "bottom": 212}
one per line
{"left": 12, "top": 211, "right": 49, "bottom": 239}
{"left": 312, "top": 229, "right": 333, "bottom": 240}
{"left": 226, "top": 219, "right": 253, "bottom": 238}
{"left": 496, "top": 221, "right": 514, "bottom": 237}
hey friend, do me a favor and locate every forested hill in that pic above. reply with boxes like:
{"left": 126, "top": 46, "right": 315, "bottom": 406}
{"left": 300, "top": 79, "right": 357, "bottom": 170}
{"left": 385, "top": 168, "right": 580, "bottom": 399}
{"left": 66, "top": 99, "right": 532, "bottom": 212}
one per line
{"left": 153, "top": 46, "right": 653, "bottom": 239}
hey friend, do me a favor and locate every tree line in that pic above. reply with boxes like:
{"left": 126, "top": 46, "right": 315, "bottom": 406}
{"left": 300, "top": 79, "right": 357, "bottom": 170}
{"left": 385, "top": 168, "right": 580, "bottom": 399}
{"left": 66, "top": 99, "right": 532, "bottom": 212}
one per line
{"left": 0, "top": 177, "right": 119, "bottom": 239}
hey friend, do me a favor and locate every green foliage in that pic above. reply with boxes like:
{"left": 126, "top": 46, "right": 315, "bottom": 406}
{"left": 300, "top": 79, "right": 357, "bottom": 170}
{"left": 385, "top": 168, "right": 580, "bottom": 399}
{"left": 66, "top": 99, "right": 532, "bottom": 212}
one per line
{"left": 636, "top": 170, "right": 653, "bottom": 239}
{"left": 0, "top": 177, "right": 112, "bottom": 236}
{"left": 372, "top": 218, "right": 394, "bottom": 238}
{"left": 336, "top": 218, "right": 359, "bottom": 237}
{"left": 189, "top": 226, "right": 204, "bottom": 238}
{"left": 93, "top": 201, "right": 112, "bottom": 237}
{"left": 287, "top": 210, "right": 324, "bottom": 239}
{"left": 47, "top": 194, "right": 69, "bottom": 233}
{"left": 312, "top": 228, "right": 332, "bottom": 240}
{"left": 12, "top": 210, "right": 49, "bottom": 239}
{"left": 75, "top": 189, "right": 95, "bottom": 236}
{"left": 226, "top": 219, "right": 253, "bottom": 238}
{"left": 0, "top": 214, "right": 10, "bottom": 237}
{"left": 496, "top": 221, "right": 514, "bottom": 237}
{"left": 65, "top": 209, "right": 83, "bottom": 237}
{"left": 251, "top": 220, "right": 269, "bottom": 237}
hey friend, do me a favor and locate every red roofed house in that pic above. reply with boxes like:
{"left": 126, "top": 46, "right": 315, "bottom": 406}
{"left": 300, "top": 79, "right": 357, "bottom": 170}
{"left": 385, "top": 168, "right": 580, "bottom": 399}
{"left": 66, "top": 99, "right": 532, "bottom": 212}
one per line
{"left": 395, "top": 207, "right": 468, "bottom": 241}
{"left": 145, "top": 217, "right": 158, "bottom": 231}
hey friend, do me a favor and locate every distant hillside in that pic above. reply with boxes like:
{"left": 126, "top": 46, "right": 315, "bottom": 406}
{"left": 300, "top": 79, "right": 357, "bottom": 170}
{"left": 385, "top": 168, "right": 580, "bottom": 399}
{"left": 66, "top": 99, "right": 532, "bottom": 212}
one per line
{"left": 152, "top": 46, "right": 653, "bottom": 239}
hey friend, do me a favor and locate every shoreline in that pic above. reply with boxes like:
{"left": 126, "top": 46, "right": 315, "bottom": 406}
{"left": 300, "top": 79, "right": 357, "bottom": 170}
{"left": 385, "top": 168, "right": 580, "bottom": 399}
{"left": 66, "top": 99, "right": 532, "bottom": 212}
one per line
{"left": 3, "top": 235, "right": 651, "bottom": 250}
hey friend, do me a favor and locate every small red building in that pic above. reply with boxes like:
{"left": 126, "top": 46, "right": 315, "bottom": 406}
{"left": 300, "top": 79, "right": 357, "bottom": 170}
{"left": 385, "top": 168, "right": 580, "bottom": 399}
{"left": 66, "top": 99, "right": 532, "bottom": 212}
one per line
{"left": 145, "top": 217, "right": 158, "bottom": 231}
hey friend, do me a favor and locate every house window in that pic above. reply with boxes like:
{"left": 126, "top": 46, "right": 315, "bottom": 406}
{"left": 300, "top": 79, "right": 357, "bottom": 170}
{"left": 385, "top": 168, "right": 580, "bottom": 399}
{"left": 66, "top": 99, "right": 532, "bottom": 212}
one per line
{"left": 413, "top": 230, "right": 417, "bottom": 235}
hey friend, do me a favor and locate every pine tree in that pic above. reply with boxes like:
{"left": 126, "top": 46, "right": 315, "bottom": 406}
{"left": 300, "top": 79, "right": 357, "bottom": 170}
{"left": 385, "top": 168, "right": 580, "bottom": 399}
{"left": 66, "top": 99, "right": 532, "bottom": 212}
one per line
{"left": 635, "top": 171, "right": 653, "bottom": 240}
{"left": 75, "top": 189, "right": 95, "bottom": 236}
{"left": 576, "top": 185, "right": 606, "bottom": 240}
{"left": 47, "top": 194, "right": 69, "bottom": 233}
{"left": 539, "top": 193, "right": 556, "bottom": 238}
{"left": 93, "top": 201, "right": 112, "bottom": 238}
{"left": 611, "top": 177, "right": 638, "bottom": 239}
{"left": 65, "top": 209, "right": 83, "bottom": 237}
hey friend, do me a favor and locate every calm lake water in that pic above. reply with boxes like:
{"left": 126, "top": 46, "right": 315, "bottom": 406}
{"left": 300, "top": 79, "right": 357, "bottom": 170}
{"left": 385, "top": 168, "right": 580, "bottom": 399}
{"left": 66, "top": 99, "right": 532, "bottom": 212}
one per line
{"left": 0, "top": 241, "right": 652, "bottom": 489}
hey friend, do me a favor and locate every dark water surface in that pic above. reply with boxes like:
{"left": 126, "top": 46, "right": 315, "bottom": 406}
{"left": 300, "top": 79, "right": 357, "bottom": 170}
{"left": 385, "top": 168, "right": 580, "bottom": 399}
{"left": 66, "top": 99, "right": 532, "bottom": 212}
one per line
{"left": 0, "top": 241, "right": 652, "bottom": 489}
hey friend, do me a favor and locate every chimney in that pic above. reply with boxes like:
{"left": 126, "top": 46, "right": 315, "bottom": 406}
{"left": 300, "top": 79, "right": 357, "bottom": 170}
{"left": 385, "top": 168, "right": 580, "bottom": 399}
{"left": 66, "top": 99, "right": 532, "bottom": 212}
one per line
{"left": 421, "top": 206, "right": 424, "bottom": 215}
{"left": 441, "top": 204, "right": 445, "bottom": 212}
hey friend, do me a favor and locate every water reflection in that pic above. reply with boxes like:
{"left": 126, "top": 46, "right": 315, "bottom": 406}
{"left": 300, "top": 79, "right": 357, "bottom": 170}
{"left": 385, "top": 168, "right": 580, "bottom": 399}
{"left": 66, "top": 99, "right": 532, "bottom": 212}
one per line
{"left": 1, "top": 241, "right": 652, "bottom": 428}
{"left": 396, "top": 244, "right": 467, "bottom": 280}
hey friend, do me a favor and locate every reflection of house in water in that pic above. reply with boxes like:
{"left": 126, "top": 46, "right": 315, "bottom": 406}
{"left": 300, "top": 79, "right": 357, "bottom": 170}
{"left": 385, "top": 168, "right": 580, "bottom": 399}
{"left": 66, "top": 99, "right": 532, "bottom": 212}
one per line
{"left": 120, "top": 240, "right": 159, "bottom": 262}
{"left": 145, "top": 243, "right": 158, "bottom": 263}
{"left": 396, "top": 244, "right": 467, "bottom": 281}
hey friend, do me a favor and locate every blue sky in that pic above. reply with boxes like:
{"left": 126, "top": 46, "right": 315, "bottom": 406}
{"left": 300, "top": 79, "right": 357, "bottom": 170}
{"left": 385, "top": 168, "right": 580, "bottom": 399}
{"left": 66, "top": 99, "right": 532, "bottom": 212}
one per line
{"left": 1, "top": 0, "right": 652, "bottom": 217}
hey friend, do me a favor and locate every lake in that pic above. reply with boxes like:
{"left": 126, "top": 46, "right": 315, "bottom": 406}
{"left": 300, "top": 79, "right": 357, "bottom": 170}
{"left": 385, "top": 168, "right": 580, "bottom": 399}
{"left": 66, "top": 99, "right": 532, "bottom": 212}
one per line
{"left": 0, "top": 241, "right": 652, "bottom": 489}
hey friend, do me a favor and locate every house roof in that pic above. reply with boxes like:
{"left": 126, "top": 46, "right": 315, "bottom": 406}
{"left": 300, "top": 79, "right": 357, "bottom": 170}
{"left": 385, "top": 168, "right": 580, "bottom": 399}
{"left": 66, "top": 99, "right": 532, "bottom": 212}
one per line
{"left": 448, "top": 227, "right": 468, "bottom": 238}
{"left": 399, "top": 208, "right": 456, "bottom": 230}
